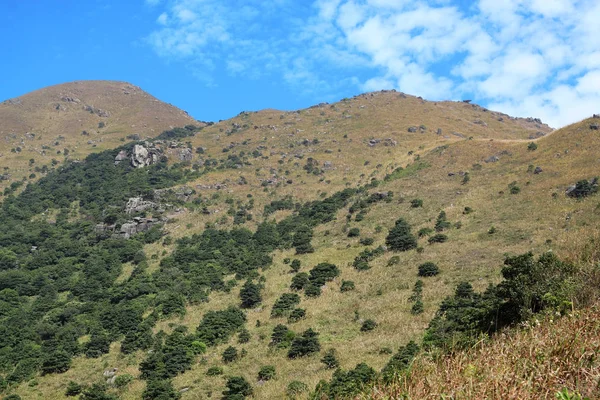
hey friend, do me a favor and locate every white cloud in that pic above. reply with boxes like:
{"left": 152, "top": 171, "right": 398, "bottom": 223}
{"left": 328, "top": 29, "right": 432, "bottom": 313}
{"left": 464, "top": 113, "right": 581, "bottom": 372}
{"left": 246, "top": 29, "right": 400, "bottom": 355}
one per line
{"left": 145, "top": 0, "right": 600, "bottom": 127}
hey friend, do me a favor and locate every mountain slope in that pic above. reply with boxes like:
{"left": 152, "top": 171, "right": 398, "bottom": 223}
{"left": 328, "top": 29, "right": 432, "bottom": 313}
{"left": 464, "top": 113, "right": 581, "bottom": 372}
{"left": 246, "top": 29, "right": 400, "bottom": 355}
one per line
{"left": 1, "top": 87, "right": 599, "bottom": 400}
{"left": 0, "top": 80, "right": 199, "bottom": 188}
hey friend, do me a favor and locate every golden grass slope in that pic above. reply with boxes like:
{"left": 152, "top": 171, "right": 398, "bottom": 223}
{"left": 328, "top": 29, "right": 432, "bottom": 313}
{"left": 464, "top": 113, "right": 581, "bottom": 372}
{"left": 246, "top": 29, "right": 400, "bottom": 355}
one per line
{"left": 0, "top": 80, "right": 198, "bottom": 188}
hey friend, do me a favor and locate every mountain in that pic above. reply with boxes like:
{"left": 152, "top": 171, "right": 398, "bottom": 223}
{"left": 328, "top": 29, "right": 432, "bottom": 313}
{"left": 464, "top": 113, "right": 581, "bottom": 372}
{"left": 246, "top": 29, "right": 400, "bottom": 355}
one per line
{"left": 0, "top": 80, "right": 199, "bottom": 188}
{"left": 0, "top": 84, "right": 598, "bottom": 400}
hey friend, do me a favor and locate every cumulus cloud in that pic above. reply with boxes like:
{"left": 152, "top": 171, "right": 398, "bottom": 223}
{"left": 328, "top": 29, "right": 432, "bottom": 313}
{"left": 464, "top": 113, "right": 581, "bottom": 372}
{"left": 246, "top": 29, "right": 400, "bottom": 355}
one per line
{"left": 145, "top": 0, "right": 600, "bottom": 127}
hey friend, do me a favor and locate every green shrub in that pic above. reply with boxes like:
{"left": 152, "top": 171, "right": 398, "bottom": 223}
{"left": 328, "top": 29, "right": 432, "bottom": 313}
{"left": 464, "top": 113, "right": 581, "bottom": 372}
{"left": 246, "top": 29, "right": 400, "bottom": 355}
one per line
{"left": 359, "top": 237, "right": 375, "bottom": 246}
{"left": 305, "top": 284, "right": 322, "bottom": 297}
{"left": 114, "top": 374, "right": 134, "bottom": 388}
{"left": 257, "top": 365, "right": 276, "bottom": 381}
{"left": 206, "top": 366, "right": 223, "bottom": 376}
{"left": 240, "top": 280, "right": 262, "bottom": 309}
{"left": 381, "top": 341, "right": 420, "bottom": 383}
{"left": 271, "top": 293, "right": 301, "bottom": 317}
{"left": 527, "top": 142, "right": 538, "bottom": 151}
{"left": 290, "top": 259, "right": 301, "bottom": 272}
{"left": 411, "top": 299, "right": 424, "bottom": 315}
{"left": 360, "top": 319, "right": 377, "bottom": 332}
{"left": 428, "top": 234, "right": 448, "bottom": 244}
{"left": 418, "top": 262, "right": 440, "bottom": 277}
{"left": 340, "top": 280, "right": 355, "bottom": 292}
{"left": 41, "top": 349, "right": 72, "bottom": 375}
{"left": 65, "top": 381, "right": 82, "bottom": 396}
{"left": 321, "top": 349, "right": 339, "bottom": 369}
{"left": 222, "top": 346, "right": 238, "bottom": 363}
{"left": 271, "top": 324, "right": 295, "bottom": 348}
{"left": 462, "top": 172, "right": 470, "bottom": 185}
{"left": 347, "top": 227, "right": 360, "bottom": 237}
{"left": 386, "top": 218, "right": 417, "bottom": 251}
{"left": 463, "top": 206, "right": 473, "bottom": 214}
{"left": 238, "top": 329, "right": 251, "bottom": 344}
{"left": 410, "top": 199, "right": 423, "bottom": 208}
{"left": 387, "top": 256, "right": 400, "bottom": 266}
{"left": 434, "top": 211, "right": 451, "bottom": 232}
{"left": 353, "top": 260, "right": 370, "bottom": 271}
{"left": 308, "top": 263, "right": 339, "bottom": 286}
{"left": 290, "top": 273, "right": 309, "bottom": 291}
{"left": 510, "top": 185, "right": 521, "bottom": 194}
{"left": 288, "top": 308, "right": 306, "bottom": 323}
{"left": 418, "top": 227, "right": 433, "bottom": 237}
{"left": 223, "top": 376, "right": 252, "bottom": 399}
{"left": 288, "top": 328, "right": 320, "bottom": 358}
{"left": 322, "top": 363, "right": 377, "bottom": 398}
{"left": 567, "top": 179, "right": 598, "bottom": 198}
{"left": 286, "top": 381, "right": 308, "bottom": 397}
{"left": 196, "top": 306, "right": 246, "bottom": 346}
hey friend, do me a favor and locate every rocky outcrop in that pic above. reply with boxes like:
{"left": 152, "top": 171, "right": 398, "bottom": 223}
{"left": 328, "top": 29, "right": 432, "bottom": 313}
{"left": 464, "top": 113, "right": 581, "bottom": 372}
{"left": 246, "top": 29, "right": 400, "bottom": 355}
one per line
{"left": 117, "top": 217, "right": 161, "bottom": 239}
{"left": 114, "top": 150, "right": 128, "bottom": 165}
{"left": 125, "top": 197, "right": 157, "bottom": 214}
{"left": 131, "top": 144, "right": 161, "bottom": 168}
{"left": 176, "top": 147, "right": 193, "bottom": 162}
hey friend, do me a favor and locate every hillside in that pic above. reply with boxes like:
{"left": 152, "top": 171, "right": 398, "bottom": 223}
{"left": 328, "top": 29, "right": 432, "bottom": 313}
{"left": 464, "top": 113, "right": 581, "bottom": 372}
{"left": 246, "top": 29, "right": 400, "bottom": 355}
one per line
{"left": 0, "top": 80, "right": 199, "bottom": 189}
{"left": 0, "top": 86, "right": 599, "bottom": 400}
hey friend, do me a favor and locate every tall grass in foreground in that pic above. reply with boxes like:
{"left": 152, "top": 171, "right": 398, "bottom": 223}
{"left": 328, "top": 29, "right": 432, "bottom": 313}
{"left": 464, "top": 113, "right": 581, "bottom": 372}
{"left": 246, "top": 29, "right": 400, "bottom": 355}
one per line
{"left": 361, "top": 305, "right": 600, "bottom": 399}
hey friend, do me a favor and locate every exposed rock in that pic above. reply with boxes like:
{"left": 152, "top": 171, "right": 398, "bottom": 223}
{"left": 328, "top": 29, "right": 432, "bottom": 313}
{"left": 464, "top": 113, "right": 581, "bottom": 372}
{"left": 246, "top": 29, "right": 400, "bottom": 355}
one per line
{"left": 103, "top": 368, "right": 118, "bottom": 378}
{"left": 485, "top": 155, "right": 500, "bottom": 163}
{"left": 125, "top": 197, "right": 157, "bottom": 214}
{"left": 0, "top": 174, "right": 10, "bottom": 181}
{"left": 534, "top": 166, "right": 543, "bottom": 174}
{"left": 593, "top": 114, "right": 599, "bottom": 118}
{"left": 114, "top": 150, "right": 128, "bottom": 165}
{"left": 473, "top": 119, "right": 488, "bottom": 127}
{"left": 591, "top": 123, "right": 599, "bottom": 130}
{"left": 24, "top": 132, "right": 35, "bottom": 140}
{"left": 323, "top": 161, "right": 333, "bottom": 170}
{"left": 117, "top": 218, "right": 161, "bottom": 239}
{"left": 61, "top": 96, "right": 80, "bottom": 103}
{"left": 131, "top": 144, "right": 161, "bottom": 168}
{"left": 107, "top": 376, "right": 117, "bottom": 385}
{"left": 84, "top": 104, "right": 109, "bottom": 117}
{"left": 408, "top": 126, "right": 418, "bottom": 133}
{"left": 436, "top": 128, "right": 442, "bottom": 135}
{"left": 177, "top": 147, "right": 193, "bottom": 162}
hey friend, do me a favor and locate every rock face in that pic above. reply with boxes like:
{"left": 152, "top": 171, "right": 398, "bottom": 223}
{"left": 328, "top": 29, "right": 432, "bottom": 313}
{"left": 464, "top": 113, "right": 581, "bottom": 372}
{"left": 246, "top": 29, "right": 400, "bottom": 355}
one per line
{"left": 125, "top": 197, "right": 157, "bottom": 214}
{"left": 591, "top": 123, "right": 599, "bottom": 130}
{"left": 485, "top": 155, "right": 500, "bottom": 163}
{"left": 131, "top": 144, "right": 159, "bottom": 168}
{"left": 114, "top": 150, "right": 128, "bottom": 165}
{"left": 177, "top": 147, "right": 193, "bottom": 162}
{"left": 118, "top": 217, "right": 160, "bottom": 239}
{"left": 153, "top": 186, "right": 195, "bottom": 202}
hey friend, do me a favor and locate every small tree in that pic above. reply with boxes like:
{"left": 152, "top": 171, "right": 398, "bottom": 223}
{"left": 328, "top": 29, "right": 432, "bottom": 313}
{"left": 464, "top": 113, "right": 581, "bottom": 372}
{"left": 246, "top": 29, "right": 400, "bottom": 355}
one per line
{"left": 257, "top": 365, "right": 276, "bottom": 381}
{"left": 360, "top": 319, "right": 377, "bottom": 332}
{"left": 290, "top": 272, "right": 309, "bottom": 291}
{"left": 386, "top": 218, "right": 417, "bottom": 251}
{"left": 238, "top": 328, "right": 251, "bottom": 344}
{"left": 222, "top": 346, "right": 239, "bottom": 363}
{"left": 288, "top": 328, "right": 320, "bottom": 358}
{"left": 65, "top": 381, "right": 82, "bottom": 397}
{"left": 223, "top": 376, "right": 253, "bottom": 399}
{"left": 321, "top": 349, "right": 340, "bottom": 369}
{"left": 418, "top": 262, "right": 440, "bottom": 277}
{"left": 240, "top": 280, "right": 262, "bottom": 309}
{"left": 347, "top": 227, "right": 360, "bottom": 237}
{"left": 340, "top": 280, "right": 355, "bottom": 292}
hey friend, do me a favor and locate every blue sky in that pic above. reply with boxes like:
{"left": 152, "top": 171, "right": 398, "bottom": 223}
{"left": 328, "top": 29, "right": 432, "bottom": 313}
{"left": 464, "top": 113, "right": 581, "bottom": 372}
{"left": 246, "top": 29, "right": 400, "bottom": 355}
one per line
{"left": 1, "top": 0, "right": 599, "bottom": 127}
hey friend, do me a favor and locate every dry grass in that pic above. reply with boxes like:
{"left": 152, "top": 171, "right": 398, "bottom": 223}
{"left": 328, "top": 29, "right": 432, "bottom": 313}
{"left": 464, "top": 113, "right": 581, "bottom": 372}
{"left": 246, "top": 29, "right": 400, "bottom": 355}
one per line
{"left": 363, "top": 305, "right": 600, "bottom": 400}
